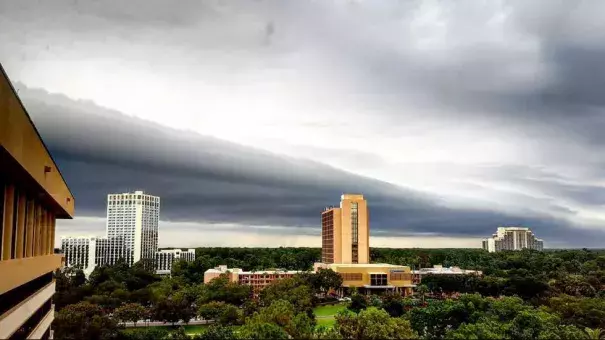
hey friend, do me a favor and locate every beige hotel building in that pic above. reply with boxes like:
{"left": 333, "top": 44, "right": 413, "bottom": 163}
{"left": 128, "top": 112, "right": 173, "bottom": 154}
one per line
{"left": 0, "top": 64, "right": 75, "bottom": 339}
{"left": 319, "top": 194, "right": 415, "bottom": 296}
{"left": 321, "top": 194, "right": 369, "bottom": 264}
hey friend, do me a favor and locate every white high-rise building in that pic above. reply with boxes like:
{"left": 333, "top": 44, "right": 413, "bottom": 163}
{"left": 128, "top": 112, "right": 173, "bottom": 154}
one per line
{"left": 155, "top": 249, "right": 196, "bottom": 275}
{"left": 482, "top": 227, "right": 544, "bottom": 252}
{"left": 107, "top": 191, "right": 160, "bottom": 266}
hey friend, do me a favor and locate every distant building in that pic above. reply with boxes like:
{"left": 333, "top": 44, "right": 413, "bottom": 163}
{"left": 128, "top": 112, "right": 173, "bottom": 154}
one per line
{"left": 61, "top": 236, "right": 94, "bottom": 272}
{"left": 411, "top": 264, "right": 482, "bottom": 284}
{"left": 0, "top": 63, "right": 75, "bottom": 339}
{"left": 61, "top": 235, "right": 126, "bottom": 275}
{"left": 106, "top": 191, "right": 160, "bottom": 266}
{"left": 204, "top": 265, "right": 302, "bottom": 297}
{"left": 322, "top": 194, "right": 369, "bottom": 264}
{"left": 482, "top": 227, "right": 544, "bottom": 252}
{"left": 155, "top": 248, "right": 195, "bottom": 275}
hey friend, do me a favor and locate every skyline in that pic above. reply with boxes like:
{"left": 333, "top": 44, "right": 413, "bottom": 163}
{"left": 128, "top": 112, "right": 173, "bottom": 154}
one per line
{"left": 2, "top": 0, "right": 605, "bottom": 248}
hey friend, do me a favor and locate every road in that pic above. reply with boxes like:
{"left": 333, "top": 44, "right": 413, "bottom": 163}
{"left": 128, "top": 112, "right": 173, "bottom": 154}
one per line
{"left": 122, "top": 319, "right": 215, "bottom": 328}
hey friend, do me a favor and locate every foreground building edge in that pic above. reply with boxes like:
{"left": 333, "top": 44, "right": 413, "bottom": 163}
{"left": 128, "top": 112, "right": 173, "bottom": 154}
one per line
{"left": 0, "top": 63, "right": 74, "bottom": 339}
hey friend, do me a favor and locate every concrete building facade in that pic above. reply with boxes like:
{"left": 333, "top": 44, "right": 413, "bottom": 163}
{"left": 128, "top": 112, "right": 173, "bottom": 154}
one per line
{"left": 482, "top": 227, "right": 544, "bottom": 252}
{"left": 106, "top": 191, "right": 159, "bottom": 266}
{"left": 321, "top": 194, "right": 369, "bottom": 264}
{"left": 61, "top": 235, "right": 126, "bottom": 275}
{"left": 0, "top": 64, "right": 75, "bottom": 339}
{"left": 61, "top": 236, "right": 94, "bottom": 272}
{"left": 155, "top": 248, "right": 195, "bottom": 275}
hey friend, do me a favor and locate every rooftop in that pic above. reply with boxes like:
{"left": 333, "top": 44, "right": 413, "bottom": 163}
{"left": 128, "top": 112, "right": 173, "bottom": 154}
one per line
{"left": 412, "top": 265, "right": 482, "bottom": 275}
{"left": 341, "top": 194, "right": 365, "bottom": 200}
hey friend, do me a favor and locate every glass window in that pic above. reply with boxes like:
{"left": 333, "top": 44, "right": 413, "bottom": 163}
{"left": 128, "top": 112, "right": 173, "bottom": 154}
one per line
{"left": 370, "top": 274, "right": 387, "bottom": 286}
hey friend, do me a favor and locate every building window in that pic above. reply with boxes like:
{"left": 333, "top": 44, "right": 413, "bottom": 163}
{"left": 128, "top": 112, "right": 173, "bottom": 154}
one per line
{"left": 370, "top": 274, "right": 387, "bottom": 286}
{"left": 351, "top": 202, "right": 358, "bottom": 263}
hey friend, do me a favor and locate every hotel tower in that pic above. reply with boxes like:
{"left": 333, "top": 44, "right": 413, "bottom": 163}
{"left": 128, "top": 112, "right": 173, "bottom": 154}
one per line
{"left": 321, "top": 194, "right": 369, "bottom": 264}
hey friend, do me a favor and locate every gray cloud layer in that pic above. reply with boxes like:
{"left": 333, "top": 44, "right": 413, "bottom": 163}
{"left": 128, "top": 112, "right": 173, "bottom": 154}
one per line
{"left": 15, "top": 84, "right": 604, "bottom": 247}
{"left": 3, "top": 0, "right": 605, "bottom": 247}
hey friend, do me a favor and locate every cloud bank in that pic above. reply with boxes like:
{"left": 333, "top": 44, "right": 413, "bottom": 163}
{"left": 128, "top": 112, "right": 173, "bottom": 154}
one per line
{"left": 2, "top": 0, "right": 605, "bottom": 247}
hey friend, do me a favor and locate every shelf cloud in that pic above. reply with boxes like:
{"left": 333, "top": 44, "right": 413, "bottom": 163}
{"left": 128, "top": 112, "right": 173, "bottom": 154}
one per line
{"left": 3, "top": 0, "right": 605, "bottom": 247}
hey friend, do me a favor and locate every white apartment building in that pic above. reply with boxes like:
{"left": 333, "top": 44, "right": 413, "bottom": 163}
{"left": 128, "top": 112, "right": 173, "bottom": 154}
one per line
{"left": 61, "top": 236, "right": 94, "bottom": 272}
{"left": 155, "top": 248, "right": 196, "bottom": 275}
{"left": 61, "top": 235, "right": 126, "bottom": 275}
{"left": 482, "top": 227, "right": 544, "bottom": 252}
{"left": 107, "top": 191, "right": 160, "bottom": 266}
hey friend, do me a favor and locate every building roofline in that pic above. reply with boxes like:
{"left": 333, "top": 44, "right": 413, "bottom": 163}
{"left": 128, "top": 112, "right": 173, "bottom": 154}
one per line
{"left": 0, "top": 62, "right": 76, "bottom": 202}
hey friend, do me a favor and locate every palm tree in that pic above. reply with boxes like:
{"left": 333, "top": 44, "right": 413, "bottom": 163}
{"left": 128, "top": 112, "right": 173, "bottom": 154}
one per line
{"left": 583, "top": 327, "right": 605, "bottom": 340}
{"left": 416, "top": 284, "right": 429, "bottom": 304}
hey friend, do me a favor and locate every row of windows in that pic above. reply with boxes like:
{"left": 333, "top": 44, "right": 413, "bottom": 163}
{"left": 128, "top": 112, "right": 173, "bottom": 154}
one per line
{"left": 109, "top": 194, "right": 159, "bottom": 201}
{"left": 391, "top": 273, "right": 412, "bottom": 281}
{"left": 340, "top": 273, "right": 363, "bottom": 281}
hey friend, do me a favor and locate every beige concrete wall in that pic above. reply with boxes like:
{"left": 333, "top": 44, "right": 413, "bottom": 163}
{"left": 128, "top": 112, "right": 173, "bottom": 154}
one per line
{"left": 333, "top": 208, "right": 342, "bottom": 264}
{"left": 0, "top": 254, "right": 62, "bottom": 295}
{"left": 341, "top": 201, "right": 352, "bottom": 264}
{"left": 27, "top": 305, "right": 53, "bottom": 339}
{"left": 0, "top": 281, "right": 55, "bottom": 339}
{"left": 339, "top": 195, "right": 369, "bottom": 264}
{"left": 357, "top": 199, "right": 369, "bottom": 264}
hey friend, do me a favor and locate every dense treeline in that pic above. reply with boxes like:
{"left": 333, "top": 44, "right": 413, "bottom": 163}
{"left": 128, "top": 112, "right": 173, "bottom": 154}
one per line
{"left": 53, "top": 248, "right": 605, "bottom": 339}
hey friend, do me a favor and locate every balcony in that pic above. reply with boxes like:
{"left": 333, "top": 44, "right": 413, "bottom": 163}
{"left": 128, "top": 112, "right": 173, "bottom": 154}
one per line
{"left": 0, "top": 281, "right": 55, "bottom": 338}
{"left": 0, "top": 254, "right": 62, "bottom": 295}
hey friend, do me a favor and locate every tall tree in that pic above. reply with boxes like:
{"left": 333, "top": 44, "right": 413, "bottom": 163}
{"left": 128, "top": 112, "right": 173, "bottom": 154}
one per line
{"left": 53, "top": 302, "right": 120, "bottom": 340}
{"left": 335, "top": 307, "right": 418, "bottom": 339}
{"left": 114, "top": 303, "right": 146, "bottom": 327}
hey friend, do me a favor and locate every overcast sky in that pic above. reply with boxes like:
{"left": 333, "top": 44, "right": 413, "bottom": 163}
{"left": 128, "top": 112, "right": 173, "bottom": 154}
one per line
{"left": 2, "top": 0, "right": 605, "bottom": 248}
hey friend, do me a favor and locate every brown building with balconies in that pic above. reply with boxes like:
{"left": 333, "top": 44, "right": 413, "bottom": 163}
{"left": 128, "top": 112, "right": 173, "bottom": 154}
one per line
{"left": 204, "top": 265, "right": 302, "bottom": 297}
{"left": 0, "top": 63, "right": 75, "bottom": 339}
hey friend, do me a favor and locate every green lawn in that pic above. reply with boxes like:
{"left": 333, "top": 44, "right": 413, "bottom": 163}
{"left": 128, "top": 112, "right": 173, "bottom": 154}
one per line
{"left": 313, "top": 303, "right": 347, "bottom": 329}
{"left": 182, "top": 325, "right": 210, "bottom": 335}
{"left": 316, "top": 317, "right": 337, "bottom": 327}
{"left": 313, "top": 303, "right": 346, "bottom": 317}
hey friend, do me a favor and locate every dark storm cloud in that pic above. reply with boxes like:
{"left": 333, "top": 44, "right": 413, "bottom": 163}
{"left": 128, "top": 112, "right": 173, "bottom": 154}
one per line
{"left": 15, "top": 84, "right": 605, "bottom": 247}
{"left": 3, "top": 0, "right": 605, "bottom": 247}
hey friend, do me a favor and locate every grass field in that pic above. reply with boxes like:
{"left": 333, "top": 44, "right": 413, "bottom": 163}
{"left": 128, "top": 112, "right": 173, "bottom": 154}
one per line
{"left": 313, "top": 303, "right": 347, "bottom": 317}
{"left": 126, "top": 304, "right": 347, "bottom": 335}
{"left": 313, "top": 303, "right": 347, "bottom": 328}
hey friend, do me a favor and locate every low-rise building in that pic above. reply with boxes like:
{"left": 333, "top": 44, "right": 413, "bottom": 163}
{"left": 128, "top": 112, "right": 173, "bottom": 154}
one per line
{"left": 238, "top": 269, "right": 302, "bottom": 296}
{"left": 411, "top": 265, "right": 483, "bottom": 284}
{"left": 314, "top": 262, "right": 416, "bottom": 296}
{"left": 155, "top": 248, "right": 195, "bottom": 275}
{"left": 204, "top": 265, "right": 302, "bottom": 296}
